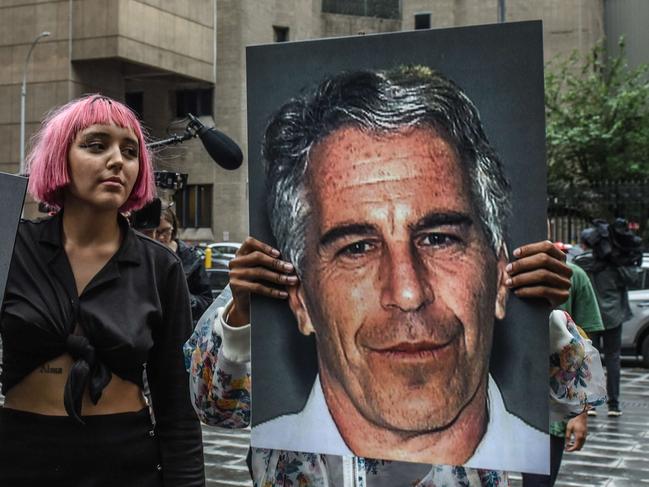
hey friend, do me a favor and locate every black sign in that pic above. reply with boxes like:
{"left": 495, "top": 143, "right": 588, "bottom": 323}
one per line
{"left": 0, "top": 172, "right": 27, "bottom": 306}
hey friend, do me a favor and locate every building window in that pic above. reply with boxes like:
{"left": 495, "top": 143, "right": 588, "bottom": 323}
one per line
{"left": 176, "top": 88, "right": 213, "bottom": 118}
{"left": 273, "top": 26, "right": 289, "bottom": 42}
{"left": 125, "top": 92, "right": 143, "bottom": 119}
{"left": 322, "top": 0, "right": 400, "bottom": 19}
{"left": 414, "top": 13, "right": 431, "bottom": 30}
{"left": 175, "top": 184, "right": 213, "bottom": 228}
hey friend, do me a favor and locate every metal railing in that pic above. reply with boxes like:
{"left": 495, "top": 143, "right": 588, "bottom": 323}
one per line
{"left": 548, "top": 179, "right": 649, "bottom": 245}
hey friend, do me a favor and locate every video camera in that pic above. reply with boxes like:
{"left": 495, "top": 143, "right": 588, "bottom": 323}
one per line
{"left": 581, "top": 218, "right": 642, "bottom": 267}
{"left": 130, "top": 172, "right": 188, "bottom": 231}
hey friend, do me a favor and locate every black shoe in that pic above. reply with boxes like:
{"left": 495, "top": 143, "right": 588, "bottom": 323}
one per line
{"left": 608, "top": 407, "right": 623, "bottom": 417}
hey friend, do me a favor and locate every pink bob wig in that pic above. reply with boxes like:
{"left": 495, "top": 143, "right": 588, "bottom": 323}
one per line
{"left": 27, "top": 94, "right": 156, "bottom": 212}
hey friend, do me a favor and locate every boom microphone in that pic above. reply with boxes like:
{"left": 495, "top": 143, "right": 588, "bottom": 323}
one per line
{"left": 187, "top": 114, "right": 243, "bottom": 170}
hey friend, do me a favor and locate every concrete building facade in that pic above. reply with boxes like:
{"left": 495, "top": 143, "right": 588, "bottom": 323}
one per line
{"left": 605, "top": 0, "right": 649, "bottom": 71}
{"left": 1, "top": 0, "right": 605, "bottom": 242}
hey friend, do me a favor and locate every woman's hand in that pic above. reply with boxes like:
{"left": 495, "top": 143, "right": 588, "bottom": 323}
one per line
{"left": 564, "top": 412, "right": 588, "bottom": 452}
{"left": 226, "top": 237, "right": 298, "bottom": 327}
{"left": 505, "top": 240, "right": 572, "bottom": 308}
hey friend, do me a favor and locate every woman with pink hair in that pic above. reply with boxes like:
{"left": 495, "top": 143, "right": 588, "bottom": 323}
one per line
{"left": 0, "top": 95, "right": 204, "bottom": 486}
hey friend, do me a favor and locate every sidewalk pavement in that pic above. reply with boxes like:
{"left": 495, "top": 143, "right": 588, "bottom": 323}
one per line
{"left": 511, "top": 366, "right": 649, "bottom": 487}
{"left": 203, "top": 425, "right": 251, "bottom": 487}
{"left": 554, "top": 367, "right": 649, "bottom": 486}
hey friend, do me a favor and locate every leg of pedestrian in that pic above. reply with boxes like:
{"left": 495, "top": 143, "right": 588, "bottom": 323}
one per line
{"left": 603, "top": 326, "right": 623, "bottom": 416}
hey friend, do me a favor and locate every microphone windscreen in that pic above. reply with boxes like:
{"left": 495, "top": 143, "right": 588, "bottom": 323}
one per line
{"left": 198, "top": 127, "right": 243, "bottom": 170}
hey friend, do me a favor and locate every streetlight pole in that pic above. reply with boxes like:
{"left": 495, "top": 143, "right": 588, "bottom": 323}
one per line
{"left": 498, "top": 0, "right": 506, "bottom": 23}
{"left": 19, "top": 31, "right": 50, "bottom": 175}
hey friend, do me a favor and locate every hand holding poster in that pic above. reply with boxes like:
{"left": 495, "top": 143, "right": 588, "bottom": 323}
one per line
{"left": 248, "top": 21, "right": 549, "bottom": 474}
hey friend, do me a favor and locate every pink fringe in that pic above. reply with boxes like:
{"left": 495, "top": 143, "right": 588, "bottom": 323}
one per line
{"left": 26, "top": 95, "right": 155, "bottom": 212}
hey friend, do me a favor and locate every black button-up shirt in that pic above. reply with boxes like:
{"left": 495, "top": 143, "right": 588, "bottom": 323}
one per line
{"left": 1, "top": 211, "right": 205, "bottom": 486}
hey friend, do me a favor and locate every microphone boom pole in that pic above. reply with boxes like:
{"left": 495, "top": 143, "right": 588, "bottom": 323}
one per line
{"left": 147, "top": 113, "right": 243, "bottom": 171}
{"left": 147, "top": 131, "right": 194, "bottom": 149}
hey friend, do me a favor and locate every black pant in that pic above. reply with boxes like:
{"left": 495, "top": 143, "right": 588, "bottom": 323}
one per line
{"left": 0, "top": 407, "right": 163, "bottom": 487}
{"left": 591, "top": 325, "right": 622, "bottom": 409}
{"left": 521, "top": 434, "right": 565, "bottom": 487}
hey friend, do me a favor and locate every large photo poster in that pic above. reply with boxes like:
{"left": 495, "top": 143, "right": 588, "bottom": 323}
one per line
{"left": 247, "top": 21, "right": 549, "bottom": 473}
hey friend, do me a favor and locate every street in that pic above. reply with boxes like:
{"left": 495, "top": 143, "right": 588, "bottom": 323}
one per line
{"left": 203, "top": 425, "right": 251, "bottom": 486}
{"left": 510, "top": 366, "right": 649, "bottom": 487}
{"left": 554, "top": 366, "right": 649, "bottom": 486}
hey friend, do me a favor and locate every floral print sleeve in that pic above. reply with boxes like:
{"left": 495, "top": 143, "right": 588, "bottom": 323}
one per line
{"left": 549, "top": 310, "right": 606, "bottom": 434}
{"left": 252, "top": 449, "right": 333, "bottom": 487}
{"left": 183, "top": 286, "right": 251, "bottom": 428}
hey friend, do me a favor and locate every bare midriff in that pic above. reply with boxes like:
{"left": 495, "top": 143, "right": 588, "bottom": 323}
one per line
{"left": 3, "top": 353, "right": 146, "bottom": 415}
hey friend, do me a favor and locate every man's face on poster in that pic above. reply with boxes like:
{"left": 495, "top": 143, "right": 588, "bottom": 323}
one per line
{"left": 288, "top": 126, "right": 509, "bottom": 433}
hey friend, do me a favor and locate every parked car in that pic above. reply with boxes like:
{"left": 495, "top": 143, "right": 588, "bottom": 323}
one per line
{"left": 621, "top": 253, "right": 649, "bottom": 367}
{"left": 193, "top": 245, "right": 231, "bottom": 270}
{"left": 207, "top": 242, "right": 242, "bottom": 261}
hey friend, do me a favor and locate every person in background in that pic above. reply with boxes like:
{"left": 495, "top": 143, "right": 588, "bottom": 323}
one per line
{"left": 140, "top": 227, "right": 156, "bottom": 239}
{"left": 185, "top": 236, "right": 573, "bottom": 486}
{"left": 522, "top": 240, "right": 606, "bottom": 487}
{"left": 155, "top": 207, "right": 213, "bottom": 325}
{"left": 575, "top": 222, "right": 641, "bottom": 417}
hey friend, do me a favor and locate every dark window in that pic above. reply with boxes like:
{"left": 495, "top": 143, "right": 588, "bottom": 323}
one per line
{"left": 273, "top": 26, "right": 289, "bottom": 42}
{"left": 415, "top": 13, "right": 431, "bottom": 30}
{"left": 125, "top": 92, "right": 144, "bottom": 119}
{"left": 322, "top": 0, "right": 400, "bottom": 19}
{"left": 174, "top": 184, "right": 213, "bottom": 228}
{"left": 176, "top": 89, "right": 213, "bottom": 118}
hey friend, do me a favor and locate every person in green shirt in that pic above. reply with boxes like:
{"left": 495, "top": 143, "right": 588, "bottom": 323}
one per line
{"left": 560, "top": 263, "right": 605, "bottom": 335}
